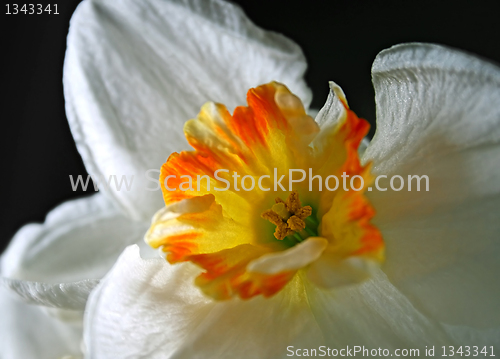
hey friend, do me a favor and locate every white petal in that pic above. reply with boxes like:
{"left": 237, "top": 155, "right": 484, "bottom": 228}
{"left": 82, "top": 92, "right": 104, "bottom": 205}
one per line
{"left": 444, "top": 323, "right": 500, "bottom": 349}
{"left": 314, "top": 81, "right": 347, "bottom": 129}
{"left": 364, "top": 43, "right": 500, "bottom": 327}
{"left": 85, "top": 245, "right": 212, "bottom": 358}
{"left": 172, "top": 286, "right": 323, "bottom": 359}
{"left": 86, "top": 246, "right": 462, "bottom": 357}
{"left": 0, "top": 287, "right": 83, "bottom": 359}
{"left": 310, "top": 81, "right": 351, "bottom": 161}
{"left": 1, "top": 194, "right": 149, "bottom": 309}
{"left": 1, "top": 277, "right": 98, "bottom": 310}
{"left": 365, "top": 42, "right": 500, "bottom": 177}
{"left": 303, "top": 268, "right": 454, "bottom": 349}
{"left": 85, "top": 245, "right": 324, "bottom": 358}
{"left": 64, "top": 0, "right": 311, "bottom": 220}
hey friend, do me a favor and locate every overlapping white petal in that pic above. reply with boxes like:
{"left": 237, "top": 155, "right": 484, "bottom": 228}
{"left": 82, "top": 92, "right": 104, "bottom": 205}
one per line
{"left": 64, "top": 0, "right": 312, "bottom": 221}
{"left": 0, "top": 287, "right": 83, "bottom": 359}
{"left": 84, "top": 246, "right": 324, "bottom": 358}
{"left": 363, "top": 43, "right": 500, "bottom": 328}
{"left": 1, "top": 277, "right": 97, "bottom": 310}
{"left": 85, "top": 246, "right": 459, "bottom": 358}
{"left": 1, "top": 194, "right": 149, "bottom": 309}
{"left": 304, "top": 269, "right": 454, "bottom": 350}
{"left": 84, "top": 246, "right": 212, "bottom": 358}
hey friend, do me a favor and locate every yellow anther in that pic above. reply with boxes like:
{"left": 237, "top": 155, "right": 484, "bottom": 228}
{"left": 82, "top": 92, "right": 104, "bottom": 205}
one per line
{"left": 287, "top": 215, "right": 305, "bottom": 232}
{"left": 261, "top": 191, "right": 313, "bottom": 240}
{"left": 261, "top": 210, "right": 283, "bottom": 226}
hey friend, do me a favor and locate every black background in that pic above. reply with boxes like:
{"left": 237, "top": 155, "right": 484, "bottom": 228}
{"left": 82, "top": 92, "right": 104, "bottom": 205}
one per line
{"left": 1, "top": 0, "right": 500, "bottom": 253}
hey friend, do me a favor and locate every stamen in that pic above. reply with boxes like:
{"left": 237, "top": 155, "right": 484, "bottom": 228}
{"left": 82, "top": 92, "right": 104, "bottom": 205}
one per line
{"left": 285, "top": 191, "right": 302, "bottom": 213}
{"left": 261, "top": 190, "right": 315, "bottom": 241}
{"left": 272, "top": 203, "right": 291, "bottom": 220}
{"left": 287, "top": 216, "right": 305, "bottom": 232}
{"left": 261, "top": 210, "right": 282, "bottom": 226}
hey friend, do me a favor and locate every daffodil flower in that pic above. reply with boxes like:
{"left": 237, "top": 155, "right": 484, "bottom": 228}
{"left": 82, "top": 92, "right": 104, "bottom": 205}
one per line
{"left": 143, "top": 80, "right": 384, "bottom": 301}
{"left": 1, "top": 0, "right": 500, "bottom": 358}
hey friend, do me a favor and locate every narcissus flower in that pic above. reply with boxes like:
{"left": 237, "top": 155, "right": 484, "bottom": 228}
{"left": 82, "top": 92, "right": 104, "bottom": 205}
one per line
{"left": 144, "top": 81, "right": 384, "bottom": 301}
{"left": 1, "top": 0, "right": 500, "bottom": 358}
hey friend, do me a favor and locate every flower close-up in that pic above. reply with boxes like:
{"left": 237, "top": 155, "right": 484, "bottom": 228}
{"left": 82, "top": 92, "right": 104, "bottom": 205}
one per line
{"left": 1, "top": 0, "right": 500, "bottom": 358}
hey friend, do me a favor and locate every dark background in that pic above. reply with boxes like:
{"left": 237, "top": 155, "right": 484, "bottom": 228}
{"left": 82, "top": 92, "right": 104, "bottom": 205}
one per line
{"left": 1, "top": 0, "right": 500, "bottom": 253}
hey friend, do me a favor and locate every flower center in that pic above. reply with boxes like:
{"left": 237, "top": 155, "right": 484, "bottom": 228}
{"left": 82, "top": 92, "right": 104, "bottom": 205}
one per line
{"left": 261, "top": 190, "right": 318, "bottom": 242}
{"left": 146, "top": 82, "right": 384, "bottom": 300}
